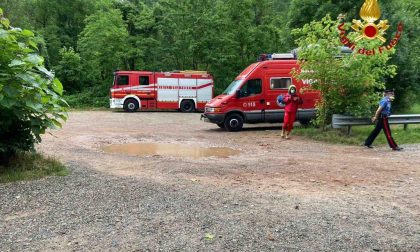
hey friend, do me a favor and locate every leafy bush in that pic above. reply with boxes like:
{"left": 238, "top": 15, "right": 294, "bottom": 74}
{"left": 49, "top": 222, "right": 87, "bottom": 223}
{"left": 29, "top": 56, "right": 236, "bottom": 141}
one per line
{"left": 64, "top": 85, "right": 110, "bottom": 108}
{"left": 0, "top": 9, "right": 68, "bottom": 165}
{"left": 292, "top": 15, "right": 396, "bottom": 129}
{"left": 55, "top": 47, "right": 83, "bottom": 93}
{"left": 78, "top": 8, "right": 129, "bottom": 82}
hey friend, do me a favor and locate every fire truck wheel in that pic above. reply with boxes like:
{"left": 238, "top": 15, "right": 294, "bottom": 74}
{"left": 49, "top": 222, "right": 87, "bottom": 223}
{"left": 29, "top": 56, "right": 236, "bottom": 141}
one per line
{"left": 123, "top": 99, "right": 139, "bottom": 112}
{"left": 217, "top": 123, "right": 225, "bottom": 129}
{"left": 224, "top": 113, "right": 244, "bottom": 132}
{"left": 180, "top": 100, "right": 195, "bottom": 112}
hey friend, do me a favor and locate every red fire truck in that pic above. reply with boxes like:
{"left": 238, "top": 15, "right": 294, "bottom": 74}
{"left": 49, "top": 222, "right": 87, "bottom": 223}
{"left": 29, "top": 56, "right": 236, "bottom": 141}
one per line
{"left": 110, "top": 70, "right": 214, "bottom": 112}
{"left": 201, "top": 53, "right": 320, "bottom": 131}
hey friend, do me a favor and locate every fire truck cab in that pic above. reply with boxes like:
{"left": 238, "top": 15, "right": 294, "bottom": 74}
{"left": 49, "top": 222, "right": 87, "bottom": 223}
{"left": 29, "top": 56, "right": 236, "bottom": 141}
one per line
{"left": 201, "top": 53, "right": 320, "bottom": 131}
{"left": 110, "top": 70, "right": 214, "bottom": 112}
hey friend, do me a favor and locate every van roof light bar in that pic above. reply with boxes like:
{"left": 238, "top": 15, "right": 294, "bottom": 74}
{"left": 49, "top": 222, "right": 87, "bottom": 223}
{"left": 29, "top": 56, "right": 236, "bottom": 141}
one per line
{"left": 258, "top": 53, "right": 296, "bottom": 61}
{"left": 179, "top": 70, "right": 208, "bottom": 74}
{"left": 271, "top": 53, "right": 295, "bottom": 59}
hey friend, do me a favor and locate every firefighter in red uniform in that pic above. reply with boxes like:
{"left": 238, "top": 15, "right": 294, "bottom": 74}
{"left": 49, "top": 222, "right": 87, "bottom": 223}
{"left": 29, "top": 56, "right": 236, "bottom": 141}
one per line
{"left": 281, "top": 85, "right": 303, "bottom": 139}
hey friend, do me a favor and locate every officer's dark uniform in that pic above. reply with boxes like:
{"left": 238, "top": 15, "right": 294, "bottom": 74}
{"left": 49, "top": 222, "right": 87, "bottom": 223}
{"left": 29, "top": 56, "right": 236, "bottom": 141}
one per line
{"left": 364, "top": 96, "right": 400, "bottom": 150}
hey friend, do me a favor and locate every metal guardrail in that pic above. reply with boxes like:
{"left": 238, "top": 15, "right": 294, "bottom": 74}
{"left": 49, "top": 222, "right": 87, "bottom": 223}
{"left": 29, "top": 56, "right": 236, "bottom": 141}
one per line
{"left": 332, "top": 114, "right": 420, "bottom": 135}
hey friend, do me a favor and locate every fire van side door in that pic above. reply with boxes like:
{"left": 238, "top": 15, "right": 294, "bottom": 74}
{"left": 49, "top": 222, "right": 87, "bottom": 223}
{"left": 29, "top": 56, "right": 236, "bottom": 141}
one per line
{"left": 235, "top": 78, "right": 265, "bottom": 123}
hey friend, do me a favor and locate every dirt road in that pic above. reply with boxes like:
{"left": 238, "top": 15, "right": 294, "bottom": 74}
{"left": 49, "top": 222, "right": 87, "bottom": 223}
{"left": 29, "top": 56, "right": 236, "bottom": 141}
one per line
{"left": 1, "top": 111, "right": 419, "bottom": 251}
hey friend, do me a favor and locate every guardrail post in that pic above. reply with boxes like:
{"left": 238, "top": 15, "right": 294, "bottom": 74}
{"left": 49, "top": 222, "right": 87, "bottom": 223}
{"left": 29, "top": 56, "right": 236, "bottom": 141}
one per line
{"left": 404, "top": 124, "right": 408, "bottom": 130}
{"left": 347, "top": 126, "right": 352, "bottom": 136}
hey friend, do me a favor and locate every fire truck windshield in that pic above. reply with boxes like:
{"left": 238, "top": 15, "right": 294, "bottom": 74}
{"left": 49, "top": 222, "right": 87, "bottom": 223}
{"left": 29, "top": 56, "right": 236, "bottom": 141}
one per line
{"left": 222, "top": 80, "right": 244, "bottom": 95}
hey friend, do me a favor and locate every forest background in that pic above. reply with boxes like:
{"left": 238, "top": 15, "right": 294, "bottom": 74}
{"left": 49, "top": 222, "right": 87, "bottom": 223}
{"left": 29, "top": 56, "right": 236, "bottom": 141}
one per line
{"left": 0, "top": 0, "right": 418, "bottom": 109}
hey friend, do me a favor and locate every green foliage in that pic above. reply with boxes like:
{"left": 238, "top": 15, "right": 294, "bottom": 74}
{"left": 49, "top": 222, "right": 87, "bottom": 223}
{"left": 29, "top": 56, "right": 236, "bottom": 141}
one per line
{"left": 287, "top": 0, "right": 359, "bottom": 29}
{"left": 1, "top": 0, "right": 418, "bottom": 110}
{"left": 0, "top": 152, "right": 69, "bottom": 183}
{"left": 403, "top": 103, "right": 420, "bottom": 114}
{"left": 382, "top": 0, "right": 420, "bottom": 109}
{"left": 293, "top": 124, "right": 420, "bottom": 146}
{"left": 78, "top": 8, "right": 130, "bottom": 82}
{"left": 64, "top": 84, "right": 110, "bottom": 108}
{"left": 0, "top": 0, "right": 97, "bottom": 66}
{"left": 148, "top": 0, "right": 285, "bottom": 92}
{"left": 55, "top": 47, "right": 83, "bottom": 93}
{"left": 292, "top": 15, "right": 396, "bottom": 128}
{"left": 0, "top": 9, "right": 68, "bottom": 165}
{"left": 286, "top": 0, "right": 420, "bottom": 112}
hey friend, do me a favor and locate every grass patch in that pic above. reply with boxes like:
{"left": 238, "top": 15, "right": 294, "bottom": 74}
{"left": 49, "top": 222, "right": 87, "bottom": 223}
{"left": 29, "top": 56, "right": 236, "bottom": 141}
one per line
{"left": 294, "top": 102, "right": 420, "bottom": 145}
{"left": 294, "top": 124, "right": 420, "bottom": 146}
{"left": 0, "top": 152, "right": 69, "bottom": 183}
{"left": 404, "top": 103, "right": 420, "bottom": 114}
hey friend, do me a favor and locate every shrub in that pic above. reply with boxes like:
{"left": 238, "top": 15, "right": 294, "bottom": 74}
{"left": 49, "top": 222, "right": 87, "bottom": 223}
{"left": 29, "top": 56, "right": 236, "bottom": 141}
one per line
{"left": 64, "top": 79, "right": 111, "bottom": 108}
{"left": 0, "top": 9, "right": 68, "bottom": 165}
{"left": 292, "top": 15, "right": 396, "bottom": 129}
{"left": 55, "top": 47, "right": 83, "bottom": 93}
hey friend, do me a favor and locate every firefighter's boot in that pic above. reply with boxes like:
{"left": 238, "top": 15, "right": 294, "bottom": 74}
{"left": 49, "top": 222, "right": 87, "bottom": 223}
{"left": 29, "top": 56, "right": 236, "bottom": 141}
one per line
{"left": 281, "top": 129, "right": 285, "bottom": 138}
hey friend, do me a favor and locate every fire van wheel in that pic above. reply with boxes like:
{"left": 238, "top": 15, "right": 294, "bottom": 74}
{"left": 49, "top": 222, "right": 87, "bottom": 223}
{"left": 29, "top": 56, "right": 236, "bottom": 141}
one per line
{"left": 224, "top": 113, "right": 244, "bottom": 132}
{"left": 123, "top": 99, "right": 139, "bottom": 112}
{"left": 180, "top": 100, "right": 195, "bottom": 113}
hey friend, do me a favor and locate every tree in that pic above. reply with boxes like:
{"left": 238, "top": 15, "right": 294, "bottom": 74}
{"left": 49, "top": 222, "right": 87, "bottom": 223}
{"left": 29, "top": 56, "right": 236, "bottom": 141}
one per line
{"left": 0, "top": 0, "right": 32, "bottom": 28}
{"left": 113, "top": 0, "right": 160, "bottom": 70}
{"left": 286, "top": 0, "right": 419, "bottom": 110}
{"left": 0, "top": 9, "right": 68, "bottom": 165}
{"left": 78, "top": 8, "right": 130, "bottom": 83}
{"left": 292, "top": 15, "right": 396, "bottom": 129}
{"left": 382, "top": 0, "right": 420, "bottom": 108}
{"left": 55, "top": 47, "right": 83, "bottom": 93}
{"left": 1, "top": 0, "right": 417, "bottom": 108}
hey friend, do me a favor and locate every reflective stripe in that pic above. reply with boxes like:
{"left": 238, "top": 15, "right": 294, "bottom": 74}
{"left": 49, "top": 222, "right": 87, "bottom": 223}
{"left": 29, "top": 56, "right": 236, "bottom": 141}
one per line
{"left": 382, "top": 117, "right": 397, "bottom": 148}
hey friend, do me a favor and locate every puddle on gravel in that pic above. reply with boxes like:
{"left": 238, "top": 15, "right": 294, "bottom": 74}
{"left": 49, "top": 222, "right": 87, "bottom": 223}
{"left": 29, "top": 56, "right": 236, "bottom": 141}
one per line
{"left": 102, "top": 143, "right": 240, "bottom": 159}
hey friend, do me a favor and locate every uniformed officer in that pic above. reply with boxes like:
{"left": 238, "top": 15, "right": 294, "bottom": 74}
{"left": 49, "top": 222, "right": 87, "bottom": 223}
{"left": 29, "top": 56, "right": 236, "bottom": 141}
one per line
{"left": 364, "top": 89, "right": 403, "bottom": 151}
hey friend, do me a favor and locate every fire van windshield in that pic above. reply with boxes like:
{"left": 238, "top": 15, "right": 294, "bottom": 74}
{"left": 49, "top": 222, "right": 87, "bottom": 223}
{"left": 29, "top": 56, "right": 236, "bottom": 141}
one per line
{"left": 222, "top": 80, "right": 244, "bottom": 95}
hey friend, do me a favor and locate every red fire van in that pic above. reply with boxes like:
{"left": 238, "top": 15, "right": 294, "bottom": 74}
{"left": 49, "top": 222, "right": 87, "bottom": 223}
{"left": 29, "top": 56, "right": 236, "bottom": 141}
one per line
{"left": 201, "top": 53, "right": 320, "bottom": 131}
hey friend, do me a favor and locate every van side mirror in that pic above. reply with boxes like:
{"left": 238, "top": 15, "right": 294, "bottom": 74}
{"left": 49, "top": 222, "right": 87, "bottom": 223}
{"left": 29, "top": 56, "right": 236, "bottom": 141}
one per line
{"left": 236, "top": 90, "right": 241, "bottom": 98}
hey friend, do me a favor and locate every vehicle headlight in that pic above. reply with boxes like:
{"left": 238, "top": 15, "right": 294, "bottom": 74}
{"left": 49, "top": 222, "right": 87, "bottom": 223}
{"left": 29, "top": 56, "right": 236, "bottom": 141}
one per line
{"left": 205, "top": 107, "right": 221, "bottom": 113}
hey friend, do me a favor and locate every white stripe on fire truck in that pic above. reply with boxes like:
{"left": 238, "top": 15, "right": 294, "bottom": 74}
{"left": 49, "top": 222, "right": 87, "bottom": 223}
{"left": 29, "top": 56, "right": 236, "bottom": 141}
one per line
{"left": 111, "top": 83, "right": 213, "bottom": 92}
{"left": 157, "top": 83, "right": 213, "bottom": 90}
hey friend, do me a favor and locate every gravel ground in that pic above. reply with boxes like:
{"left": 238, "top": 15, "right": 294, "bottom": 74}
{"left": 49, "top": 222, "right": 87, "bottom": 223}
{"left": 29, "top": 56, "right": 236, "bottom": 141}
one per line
{"left": 1, "top": 111, "right": 419, "bottom": 251}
